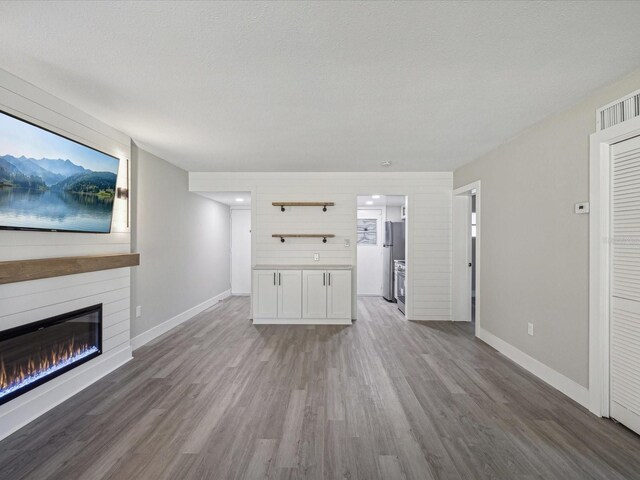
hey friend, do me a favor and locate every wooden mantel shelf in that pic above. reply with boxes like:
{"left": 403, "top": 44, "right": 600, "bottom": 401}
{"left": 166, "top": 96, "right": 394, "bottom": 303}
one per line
{"left": 0, "top": 253, "right": 140, "bottom": 285}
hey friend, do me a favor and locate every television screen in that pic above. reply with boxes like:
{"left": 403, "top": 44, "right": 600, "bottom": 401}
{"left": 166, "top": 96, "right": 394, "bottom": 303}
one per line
{"left": 0, "top": 111, "right": 120, "bottom": 233}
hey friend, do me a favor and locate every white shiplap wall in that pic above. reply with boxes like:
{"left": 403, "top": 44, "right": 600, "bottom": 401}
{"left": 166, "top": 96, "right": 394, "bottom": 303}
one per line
{"left": 0, "top": 68, "right": 132, "bottom": 440}
{"left": 190, "top": 172, "right": 452, "bottom": 320}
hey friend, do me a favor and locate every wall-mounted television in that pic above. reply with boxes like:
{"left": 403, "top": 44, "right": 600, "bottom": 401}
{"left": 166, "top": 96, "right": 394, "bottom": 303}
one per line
{"left": 0, "top": 110, "right": 120, "bottom": 233}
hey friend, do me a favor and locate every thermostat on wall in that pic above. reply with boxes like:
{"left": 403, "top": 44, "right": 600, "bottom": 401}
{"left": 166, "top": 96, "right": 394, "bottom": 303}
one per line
{"left": 575, "top": 202, "right": 590, "bottom": 214}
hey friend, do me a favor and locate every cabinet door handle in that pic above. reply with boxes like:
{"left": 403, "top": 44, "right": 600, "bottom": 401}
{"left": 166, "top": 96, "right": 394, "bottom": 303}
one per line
{"left": 328, "top": 272, "right": 331, "bottom": 286}
{"left": 279, "top": 273, "right": 281, "bottom": 285}
{"left": 273, "top": 272, "right": 276, "bottom": 285}
{"left": 323, "top": 273, "right": 326, "bottom": 286}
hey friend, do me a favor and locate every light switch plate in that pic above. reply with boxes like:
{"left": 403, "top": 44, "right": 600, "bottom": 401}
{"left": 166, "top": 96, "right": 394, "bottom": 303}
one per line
{"left": 527, "top": 323, "right": 534, "bottom": 336}
{"left": 136, "top": 306, "right": 142, "bottom": 318}
{"left": 575, "top": 202, "right": 590, "bottom": 214}
{"left": 313, "top": 253, "right": 319, "bottom": 261}
{"left": 344, "top": 239, "right": 350, "bottom": 247}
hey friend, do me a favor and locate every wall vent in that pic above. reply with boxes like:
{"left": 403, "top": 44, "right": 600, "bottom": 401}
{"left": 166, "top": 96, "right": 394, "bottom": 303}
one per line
{"left": 597, "top": 88, "right": 640, "bottom": 131}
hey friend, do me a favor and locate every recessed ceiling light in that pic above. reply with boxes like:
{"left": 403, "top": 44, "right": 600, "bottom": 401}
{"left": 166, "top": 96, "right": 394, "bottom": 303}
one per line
{"left": 235, "top": 198, "right": 244, "bottom": 202}
{"left": 381, "top": 161, "right": 392, "bottom": 167}
{"left": 372, "top": 195, "right": 381, "bottom": 199}
{"left": 365, "top": 200, "right": 374, "bottom": 205}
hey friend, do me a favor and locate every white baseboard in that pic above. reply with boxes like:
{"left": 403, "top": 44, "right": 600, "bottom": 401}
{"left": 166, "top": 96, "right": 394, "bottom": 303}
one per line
{"left": 478, "top": 327, "right": 589, "bottom": 409}
{"left": 0, "top": 345, "right": 132, "bottom": 441}
{"left": 130, "top": 289, "right": 231, "bottom": 350}
{"left": 252, "top": 318, "right": 352, "bottom": 325}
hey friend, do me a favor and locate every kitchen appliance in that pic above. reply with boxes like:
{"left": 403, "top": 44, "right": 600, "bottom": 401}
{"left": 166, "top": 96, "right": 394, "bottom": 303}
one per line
{"left": 382, "top": 221, "right": 405, "bottom": 301}
{"left": 395, "top": 260, "right": 406, "bottom": 314}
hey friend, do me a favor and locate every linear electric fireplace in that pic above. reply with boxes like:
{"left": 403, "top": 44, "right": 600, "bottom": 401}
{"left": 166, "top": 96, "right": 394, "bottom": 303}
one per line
{"left": 0, "top": 304, "right": 102, "bottom": 406}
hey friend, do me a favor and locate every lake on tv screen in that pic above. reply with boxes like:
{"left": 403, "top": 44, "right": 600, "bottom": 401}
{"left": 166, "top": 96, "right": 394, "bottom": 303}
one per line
{"left": 0, "top": 112, "right": 119, "bottom": 233}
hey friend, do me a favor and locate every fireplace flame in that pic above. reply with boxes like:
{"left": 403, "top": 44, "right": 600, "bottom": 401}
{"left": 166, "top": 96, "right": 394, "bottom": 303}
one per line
{"left": 0, "top": 335, "right": 99, "bottom": 399}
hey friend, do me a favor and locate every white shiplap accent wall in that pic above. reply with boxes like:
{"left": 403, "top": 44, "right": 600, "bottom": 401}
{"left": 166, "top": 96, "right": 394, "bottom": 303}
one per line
{"left": 0, "top": 68, "right": 132, "bottom": 440}
{"left": 190, "top": 172, "right": 453, "bottom": 320}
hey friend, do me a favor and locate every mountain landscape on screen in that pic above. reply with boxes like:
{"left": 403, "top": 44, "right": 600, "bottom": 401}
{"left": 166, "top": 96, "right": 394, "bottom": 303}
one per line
{"left": 0, "top": 154, "right": 119, "bottom": 233}
{"left": 0, "top": 110, "right": 121, "bottom": 233}
{"left": 0, "top": 155, "right": 116, "bottom": 195}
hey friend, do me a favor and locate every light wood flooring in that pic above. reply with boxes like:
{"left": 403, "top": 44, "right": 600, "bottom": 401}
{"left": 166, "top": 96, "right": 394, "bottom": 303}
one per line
{"left": 1, "top": 296, "right": 640, "bottom": 479}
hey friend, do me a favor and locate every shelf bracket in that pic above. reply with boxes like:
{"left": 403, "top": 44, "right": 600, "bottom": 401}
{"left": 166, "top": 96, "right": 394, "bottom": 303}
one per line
{"left": 280, "top": 205, "right": 286, "bottom": 212}
{"left": 322, "top": 204, "right": 327, "bottom": 212}
{"left": 322, "top": 236, "right": 327, "bottom": 243}
{"left": 280, "top": 236, "right": 285, "bottom": 243}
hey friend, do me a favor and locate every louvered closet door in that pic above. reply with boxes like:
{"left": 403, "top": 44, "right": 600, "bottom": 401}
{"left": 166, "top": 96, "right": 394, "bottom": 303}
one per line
{"left": 610, "top": 135, "right": 640, "bottom": 434}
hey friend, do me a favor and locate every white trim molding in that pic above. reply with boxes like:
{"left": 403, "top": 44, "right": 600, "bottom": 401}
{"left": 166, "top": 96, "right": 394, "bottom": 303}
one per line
{"left": 479, "top": 328, "right": 589, "bottom": 409}
{"left": 589, "top": 114, "right": 640, "bottom": 417}
{"left": 130, "top": 289, "right": 231, "bottom": 350}
{"left": 252, "top": 317, "right": 352, "bottom": 325}
{"left": 0, "top": 345, "right": 132, "bottom": 441}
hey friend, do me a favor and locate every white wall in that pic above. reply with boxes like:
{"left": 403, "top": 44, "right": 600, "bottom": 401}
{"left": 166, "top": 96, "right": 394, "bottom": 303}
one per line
{"left": 190, "top": 172, "right": 452, "bottom": 320}
{"left": 0, "top": 68, "right": 132, "bottom": 440}
{"left": 386, "top": 206, "right": 402, "bottom": 222}
{"left": 130, "top": 146, "right": 231, "bottom": 346}
{"left": 454, "top": 67, "right": 640, "bottom": 391}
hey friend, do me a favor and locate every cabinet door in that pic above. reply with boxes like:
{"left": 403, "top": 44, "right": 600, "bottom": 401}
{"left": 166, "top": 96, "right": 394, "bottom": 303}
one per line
{"left": 253, "top": 270, "right": 278, "bottom": 318}
{"left": 277, "top": 270, "right": 302, "bottom": 318}
{"left": 327, "top": 270, "right": 352, "bottom": 319}
{"left": 303, "top": 270, "right": 327, "bottom": 318}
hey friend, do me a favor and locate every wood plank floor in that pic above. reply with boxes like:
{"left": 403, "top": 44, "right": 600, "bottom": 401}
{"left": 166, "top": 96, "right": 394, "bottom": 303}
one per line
{"left": 1, "top": 296, "right": 640, "bottom": 480}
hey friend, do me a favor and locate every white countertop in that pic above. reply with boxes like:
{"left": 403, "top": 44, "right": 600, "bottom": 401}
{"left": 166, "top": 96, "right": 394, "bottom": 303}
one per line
{"left": 253, "top": 264, "right": 352, "bottom": 270}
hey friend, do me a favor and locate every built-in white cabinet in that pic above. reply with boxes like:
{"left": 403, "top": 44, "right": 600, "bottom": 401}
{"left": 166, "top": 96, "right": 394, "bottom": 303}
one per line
{"left": 326, "top": 270, "right": 352, "bottom": 319}
{"left": 253, "top": 269, "right": 278, "bottom": 318}
{"left": 253, "top": 267, "right": 351, "bottom": 324}
{"left": 277, "top": 270, "right": 302, "bottom": 318}
{"left": 303, "top": 270, "right": 328, "bottom": 318}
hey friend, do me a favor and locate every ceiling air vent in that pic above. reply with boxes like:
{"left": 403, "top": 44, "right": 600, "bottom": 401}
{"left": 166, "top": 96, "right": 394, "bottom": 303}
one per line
{"left": 597, "top": 88, "right": 640, "bottom": 131}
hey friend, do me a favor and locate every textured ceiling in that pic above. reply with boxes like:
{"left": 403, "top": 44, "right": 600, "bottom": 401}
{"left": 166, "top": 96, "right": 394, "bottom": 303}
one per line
{"left": 1, "top": 1, "right": 640, "bottom": 172}
{"left": 197, "top": 191, "right": 251, "bottom": 206}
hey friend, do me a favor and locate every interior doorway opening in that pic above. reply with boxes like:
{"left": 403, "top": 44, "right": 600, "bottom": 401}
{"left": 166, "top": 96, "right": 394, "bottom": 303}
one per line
{"left": 231, "top": 203, "right": 252, "bottom": 296}
{"left": 453, "top": 181, "right": 481, "bottom": 336}
{"left": 356, "top": 194, "right": 407, "bottom": 317}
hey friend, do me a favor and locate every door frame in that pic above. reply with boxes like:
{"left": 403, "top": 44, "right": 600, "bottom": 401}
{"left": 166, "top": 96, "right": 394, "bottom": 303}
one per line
{"left": 453, "top": 181, "right": 481, "bottom": 337}
{"left": 589, "top": 116, "right": 640, "bottom": 417}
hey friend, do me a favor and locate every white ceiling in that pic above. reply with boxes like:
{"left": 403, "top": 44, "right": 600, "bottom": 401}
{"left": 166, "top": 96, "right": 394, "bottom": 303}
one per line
{"left": 1, "top": 1, "right": 640, "bottom": 172}
{"left": 196, "top": 191, "right": 251, "bottom": 206}
{"left": 357, "top": 195, "right": 405, "bottom": 207}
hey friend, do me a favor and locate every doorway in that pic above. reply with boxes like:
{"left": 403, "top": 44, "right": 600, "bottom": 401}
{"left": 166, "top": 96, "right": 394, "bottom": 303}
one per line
{"left": 607, "top": 135, "right": 640, "bottom": 435}
{"left": 231, "top": 208, "right": 251, "bottom": 295}
{"left": 356, "top": 195, "right": 407, "bottom": 316}
{"left": 589, "top": 117, "right": 640, "bottom": 423}
{"left": 453, "top": 181, "right": 481, "bottom": 335}
{"left": 356, "top": 208, "right": 383, "bottom": 296}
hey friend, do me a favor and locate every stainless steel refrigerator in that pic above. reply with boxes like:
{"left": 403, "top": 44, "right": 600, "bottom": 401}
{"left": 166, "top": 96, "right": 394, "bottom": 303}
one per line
{"left": 383, "top": 221, "right": 405, "bottom": 301}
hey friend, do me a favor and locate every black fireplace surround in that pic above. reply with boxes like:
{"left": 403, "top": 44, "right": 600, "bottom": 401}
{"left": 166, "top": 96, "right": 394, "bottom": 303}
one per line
{"left": 0, "top": 304, "right": 102, "bottom": 406}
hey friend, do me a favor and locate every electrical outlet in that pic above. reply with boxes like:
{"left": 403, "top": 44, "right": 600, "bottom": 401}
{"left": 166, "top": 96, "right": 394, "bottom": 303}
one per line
{"left": 313, "top": 253, "right": 319, "bottom": 261}
{"left": 136, "top": 306, "right": 142, "bottom": 318}
{"left": 344, "top": 239, "right": 351, "bottom": 247}
{"left": 527, "top": 323, "right": 534, "bottom": 336}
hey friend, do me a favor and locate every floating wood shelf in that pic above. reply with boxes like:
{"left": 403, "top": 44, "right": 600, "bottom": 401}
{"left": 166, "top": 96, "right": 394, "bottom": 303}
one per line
{"left": 272, "top": 202, "right": 335, "bottom": 212}
{"left": 0, "top": 253, "right": 140, "bottom": 285}
{"left": 272, "top": 234, "right": 335, "bottom": 243}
